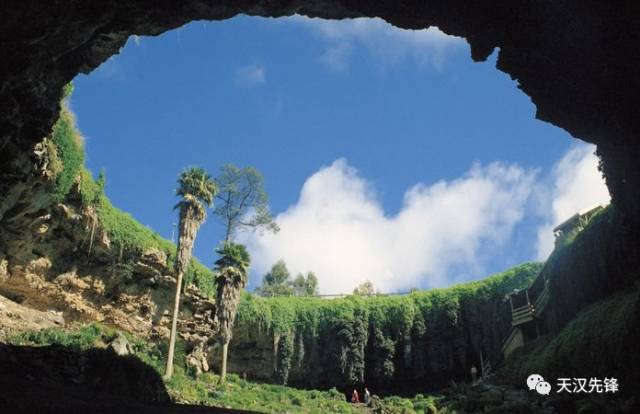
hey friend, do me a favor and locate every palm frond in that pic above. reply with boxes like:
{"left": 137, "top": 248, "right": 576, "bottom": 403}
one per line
{"left": 214, "top": 242, "right": 251, "bottom": 271}
{"left": 176, "top": 167, "right": 217, "bottom": 208}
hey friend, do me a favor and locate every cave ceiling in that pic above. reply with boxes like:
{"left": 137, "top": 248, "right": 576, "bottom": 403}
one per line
{"left": 1, "top": 1, "right": 639, "bottom": 219}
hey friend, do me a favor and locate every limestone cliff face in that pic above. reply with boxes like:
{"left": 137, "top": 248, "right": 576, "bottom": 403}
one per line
{"left": 0, "top": 160, "right": 217, "bottom": 347}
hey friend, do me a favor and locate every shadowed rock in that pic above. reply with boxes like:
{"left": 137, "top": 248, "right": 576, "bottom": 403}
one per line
{"left": 0, "top": 343, "right": 259, "bottom": 413}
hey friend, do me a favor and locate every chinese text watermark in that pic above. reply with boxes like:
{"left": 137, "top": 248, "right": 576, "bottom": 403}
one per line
{"left": 527, "top": 374, "right": 619, "bottom": 395}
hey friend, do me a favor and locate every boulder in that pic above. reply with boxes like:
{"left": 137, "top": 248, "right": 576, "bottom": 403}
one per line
{"left": 140, "top": 248, "right": 167, "bottom": 269}
{"left": 186, "top": 344, "right": 209, "bottom": 376}
{"left": 108, "top": 332, "right": 134, "bottom": 356}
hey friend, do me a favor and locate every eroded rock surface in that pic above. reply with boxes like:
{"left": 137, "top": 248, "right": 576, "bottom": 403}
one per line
{"left": 0, "top": 183, "right": 218, "bottom": 348}
{"left": 0, "top": 293, "right": 64, "bottom": 340}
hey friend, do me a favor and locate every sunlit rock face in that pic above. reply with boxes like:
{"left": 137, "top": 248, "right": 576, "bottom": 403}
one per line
{"left": 0, "top": 183, "right": 219, "bottom": 345}
{"left": 0, "top": 1, "right": 639, "bottom": 223}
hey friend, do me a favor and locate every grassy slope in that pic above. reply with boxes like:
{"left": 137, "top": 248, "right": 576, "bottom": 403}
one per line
{"left": 499, "top": 205, "right": 640, "bottom": 396}
{"left": 48, "top": 99, "right": 214, "bottom": 295}
{"left": 499, "top": 287, "right": 640, "bottom": 394}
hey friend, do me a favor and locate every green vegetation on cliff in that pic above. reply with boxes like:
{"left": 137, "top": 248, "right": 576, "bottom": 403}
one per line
{"left": 540, "top": 204, "right": 637, "bottom": 331}
{"left": 239, "top": 262, "right": 542, "bottom": 336}
{"left": 496, "top": 204, "right": 640, "bottom": 398}
{"left": 49, "top": 105, "right": 85, "bottom": 202}
{"left": 234, "top": 262, "right": 543, "bottom": 391}
{"left": 46, "top": 95, "right": 214, "bottom": 295}
{"left": 500, "top": 285, "right": 640, "bottom": 396}
{"left": 7, "top": 323, "right": 439, "bottom": 413}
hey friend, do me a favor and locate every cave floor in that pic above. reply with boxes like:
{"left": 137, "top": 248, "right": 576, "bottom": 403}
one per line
{"left": 0, "top": 374, "right": 261, "bottom": 414}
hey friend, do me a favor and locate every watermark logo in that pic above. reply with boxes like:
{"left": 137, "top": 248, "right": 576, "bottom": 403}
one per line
{"left": 526, "top": 374, "right": 619, "bottom": 395}
{"left": 556, "top": 377, "right": 618, "bottom": 394}
{"left": 527, "top": 374, "right": 551, "bottom": 395}
{"left": 536, "top": 380, "right": 552, "bottom": 395}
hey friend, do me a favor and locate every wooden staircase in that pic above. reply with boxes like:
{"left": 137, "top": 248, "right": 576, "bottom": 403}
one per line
{"left": 501, "top": 274, "right": 550, "bottom": 358}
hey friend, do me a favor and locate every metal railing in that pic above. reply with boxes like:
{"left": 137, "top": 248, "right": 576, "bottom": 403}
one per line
{"left": 511, "top": 304, "right": 534, "bottom": 326}
{"left": 256, "top": 291, "right": 415, "bottom": 299}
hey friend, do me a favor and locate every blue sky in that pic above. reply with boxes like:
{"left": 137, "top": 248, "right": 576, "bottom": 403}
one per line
{"left": 71, "top": 16, "right": 609, "bottom": 293}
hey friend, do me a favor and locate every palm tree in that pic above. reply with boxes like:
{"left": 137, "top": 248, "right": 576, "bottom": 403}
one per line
{"left": 214, "top": 242, "right": 250, "bottom": 382}
{"left": 165, "top": 167, "right": 216, "bottom": 380}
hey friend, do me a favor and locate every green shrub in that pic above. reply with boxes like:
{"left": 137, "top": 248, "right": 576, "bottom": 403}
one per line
{"left": 8, "top": 323, "right": 106, "bottom": 350}
{"left": 43, "top": 100, "right": 217, "bottom": 296}
{"left": 233, "top": 262, "right": 541, "bottom": 388}
{"left": 50, "top": 106, "right": 85, "bottom": 202}
{"left": 275, "top": 332, "right": 294, "bottom": 385}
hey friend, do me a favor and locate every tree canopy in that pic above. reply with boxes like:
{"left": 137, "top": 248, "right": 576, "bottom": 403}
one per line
{"left": 175, "top": 167, "right": 217, "bottom": 222}
{"left": 257, "top": 260, "right": 293, "bottom": 297}
{"left": 353, "top": 280, "right": 376, "bottom": 296}
{"left": 291, "top": 272, "right": 319, "bottom": 296}
{"left": 214, "top": 242, "right": 251, "bottom": 276}
{"left": 256, "top": 261, "right": 320, "bottom": 297}
{"left": 212, "top": 164, "right": 279, "bottom": 243}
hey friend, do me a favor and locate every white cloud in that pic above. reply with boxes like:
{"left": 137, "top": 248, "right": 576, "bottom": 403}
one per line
{"left": 535, "top": 144, "right": 610, "bottom": 260}
{"left": 235, "top": 63, "right": 267, "bottom": 86}
{"left": 238, "top": 159, "right": 536, "bottom": 294}
{"left": 285, "top": 16, "right": 465, "bottom": 72}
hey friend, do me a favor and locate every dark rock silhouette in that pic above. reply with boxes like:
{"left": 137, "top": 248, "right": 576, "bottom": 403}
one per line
{"left": 0, "top": 343, "right": 258, "bottom": 413}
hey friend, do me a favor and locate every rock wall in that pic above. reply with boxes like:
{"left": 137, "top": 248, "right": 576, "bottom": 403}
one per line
{"left": 540, "top": 206, "right": 640, "bottom": 333}
{"left": 0, "top": 170, "right": 218, "bottom": 350}
{"left": 0, "top": 188, "right": 537, "bottom": 396}
{"left": 497, "top": 207, "right": 640, "bottom": 401}
{"left": 0, "top": 294, "right": 64, "bottom": 340}
{"left": 208, "top": 263, "right": 541, "bottom": 396}
{"left": 217, "top": 298, "right": 508, "bottom": 395}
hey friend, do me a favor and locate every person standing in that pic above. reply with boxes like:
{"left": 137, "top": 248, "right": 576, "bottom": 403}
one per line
{"left": 351, "top": 389, "right": 360, "bottom": 404}
{"left": 364, "top": 387, "right": 371, "bottom": 405}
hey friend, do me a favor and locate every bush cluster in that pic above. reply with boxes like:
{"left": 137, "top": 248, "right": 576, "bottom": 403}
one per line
{"left": 236, "top": 263, "right": 543, "bottom": 390}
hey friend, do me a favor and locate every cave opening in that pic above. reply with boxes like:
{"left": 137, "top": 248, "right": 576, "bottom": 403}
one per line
{"left": 68, "top": 15, "right": 608, "bottom": 294}
{"left": 2, "top": 4, "right": 640, "bottom": 410}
